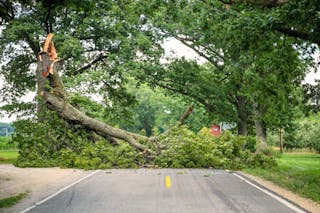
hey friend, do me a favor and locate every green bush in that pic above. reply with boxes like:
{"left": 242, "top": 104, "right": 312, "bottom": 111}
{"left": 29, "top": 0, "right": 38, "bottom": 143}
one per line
{"left": 244, "top": 136, "right": 256, "bottom": 153}
{"left": 156, "top": 126, "right": 277, "bottom": 170}
{"left": 13, "top": 113, "right": 144, "bottom": 169}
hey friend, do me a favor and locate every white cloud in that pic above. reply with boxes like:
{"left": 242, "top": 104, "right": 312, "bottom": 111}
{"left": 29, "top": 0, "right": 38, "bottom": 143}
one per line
{"left": 162, "top": 37, "right": 206, "bottom": 64}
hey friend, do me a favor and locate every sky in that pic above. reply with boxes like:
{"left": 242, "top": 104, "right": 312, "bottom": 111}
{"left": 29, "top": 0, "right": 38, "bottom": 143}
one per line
{"left": 0, "top": 38, "right": 319, "bottom": 123}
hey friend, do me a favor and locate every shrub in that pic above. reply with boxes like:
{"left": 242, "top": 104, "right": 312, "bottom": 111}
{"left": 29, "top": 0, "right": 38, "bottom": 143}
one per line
{"left": 244, "top": 136, "right": 256, "bottom": 153}
{"left": 13, "top": 114, "right": 144, "bottom": 169}
{"left": 156, "top": 126, "right": 277, "bottom": 170}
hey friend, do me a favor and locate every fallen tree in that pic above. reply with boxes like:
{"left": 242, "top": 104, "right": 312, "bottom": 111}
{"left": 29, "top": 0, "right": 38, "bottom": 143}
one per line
{"left": 36, "top": 33, "right": 193, "bottom": 157}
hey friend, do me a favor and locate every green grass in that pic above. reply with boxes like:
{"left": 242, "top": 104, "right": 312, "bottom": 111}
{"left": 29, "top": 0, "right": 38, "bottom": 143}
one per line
{"left": 0, "top": 150, "right": 18, "bottom": 164}
{"left": 0, "top": 136, "right": 16, "bottom": 150}
{"left": 0, "top": 193, "right": 28, "bottom": 208}
{"left": 244, "top": 153, "right": 320, "bottom": 203}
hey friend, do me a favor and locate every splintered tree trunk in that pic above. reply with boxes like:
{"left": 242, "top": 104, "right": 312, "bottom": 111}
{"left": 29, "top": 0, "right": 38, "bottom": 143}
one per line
{"left": 43, "top": 92, "right": 151, "bottom": 151}
{"left": 36, "top": 52, "right": 51, "bottom": 119}
{"left": 36, "top": 34, "right": 193, "bottom": 156}
{"left": 37, "top": 52, "right": 154, "bottom": 153}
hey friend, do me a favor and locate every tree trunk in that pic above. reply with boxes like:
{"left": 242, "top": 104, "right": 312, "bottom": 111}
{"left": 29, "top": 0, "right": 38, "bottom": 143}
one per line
{"left": 43, "top": 91, "right": 154, "bottom": 152}
{"left": 254, "top": 105, "right": 267, "bottom": 153}
{"left": 236, "top": 96, "right": 248, "bottom": 136}
{"left": 35, "top": 52, "right": 51, "bottom": 119}
{"left": 279, "top": 128, "right": 283, "bottom": 153}
{"left": 179, "top": 104, "right": 194, "bottom": 123}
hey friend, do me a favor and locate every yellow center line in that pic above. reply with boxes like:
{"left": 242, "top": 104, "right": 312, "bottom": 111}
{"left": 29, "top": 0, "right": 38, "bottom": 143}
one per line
{"left": 165, "top": 176, "right": 171, "bottom": 188}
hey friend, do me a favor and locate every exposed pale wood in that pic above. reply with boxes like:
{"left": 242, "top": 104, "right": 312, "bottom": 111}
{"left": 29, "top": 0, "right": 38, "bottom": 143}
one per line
{"left": 43, "top": 33, "right": 54, "bottom": 52}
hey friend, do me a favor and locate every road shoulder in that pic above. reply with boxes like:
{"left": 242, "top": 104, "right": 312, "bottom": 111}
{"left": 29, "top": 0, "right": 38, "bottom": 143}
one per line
{"left": 0, "top": 164, "right": 93, "bottom": 213}
{"left": 238, "top": 171, "right": 320, "bottom": 213}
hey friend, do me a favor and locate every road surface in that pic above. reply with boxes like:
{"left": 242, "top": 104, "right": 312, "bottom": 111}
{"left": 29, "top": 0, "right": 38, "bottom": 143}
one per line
{"left": 24, "top": 169, "right": 306, "bottom": 213}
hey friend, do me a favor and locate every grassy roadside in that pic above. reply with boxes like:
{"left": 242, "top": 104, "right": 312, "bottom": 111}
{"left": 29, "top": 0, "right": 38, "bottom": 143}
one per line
{"left": 244, "top": 153, "right": 320, "bottom": 203}
{"left": 0, "top": 193, "right": 28, "bottom": 208}
{"left": 0, "top": 150, "right": 18, "bottom": 164}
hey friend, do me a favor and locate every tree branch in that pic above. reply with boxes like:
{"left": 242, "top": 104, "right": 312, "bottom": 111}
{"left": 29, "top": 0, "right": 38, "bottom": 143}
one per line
{"left": 176, "top": 36, "right": 224, "bottom": 69}
{"left": 43, "top": 91, "right": 153, "bottom": 152}
{"left": 273, "top": 27, "right": 319, "bottom": 45}
{"left": 153, "top": 81, "right": 215, "bottom": 113}
{"left": 70, "top": 54, "right": 108, "bottom": 75}
{"left": 45, "top": 3, "right": 53, "bottom": 34}
{"left": 179, "top": 104, "right": 195, "bottom": 124}
{"left": 217, "top": 0, "right": 289, "bottom": 8}
{"left": 0, "top": 0, "right": 15, "bottom": 22}
{"left": 24, "top": 33, "right": 41, "bottom": 58}
{"left": 149, "top": 103, "right": 195, "bottom": 143}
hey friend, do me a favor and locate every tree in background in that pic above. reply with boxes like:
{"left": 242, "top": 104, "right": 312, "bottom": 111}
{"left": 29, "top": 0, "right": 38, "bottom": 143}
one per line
{"left": 139, "top": 0, "right": 309, "bottom": 152}
{"left": 119, "top": 80, "right": 210, "bottom": 136}
{"left": 277, "top": 113, "right": 320, "bottom": 153}
{"left": 303, "top": 80, "right": 320, "bottom": 114}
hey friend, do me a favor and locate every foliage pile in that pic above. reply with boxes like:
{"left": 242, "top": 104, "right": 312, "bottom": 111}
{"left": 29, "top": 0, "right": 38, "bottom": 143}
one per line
{"left": 14, "top": 114, "right": 145, "bottom": 169}
{"left": 156, "top": 127, "right": 277, "bottom": 170}
{"left": 13, "top": 116, "right": 276, "bottom": 170}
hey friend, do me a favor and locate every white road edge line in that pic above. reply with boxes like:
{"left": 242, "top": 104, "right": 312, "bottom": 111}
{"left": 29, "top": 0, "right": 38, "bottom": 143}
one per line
{"left": 232, "top": 173, "right": 307, "bottom": 213}
{"left": 19, "top": 170, "right": 100, "bottom": 213}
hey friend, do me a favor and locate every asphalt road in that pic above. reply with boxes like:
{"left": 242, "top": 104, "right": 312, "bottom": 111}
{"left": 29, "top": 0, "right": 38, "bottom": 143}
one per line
{"left": 25, "top": 169, "right": 305, "bottom": 213}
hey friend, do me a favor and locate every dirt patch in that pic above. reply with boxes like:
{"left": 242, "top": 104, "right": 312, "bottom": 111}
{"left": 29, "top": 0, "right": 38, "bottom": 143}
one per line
{"left": 239, "top": 171, "right": 320, "bottom": 213}
{"left": 0, "top": 164, "right": 93, "bottom": 213}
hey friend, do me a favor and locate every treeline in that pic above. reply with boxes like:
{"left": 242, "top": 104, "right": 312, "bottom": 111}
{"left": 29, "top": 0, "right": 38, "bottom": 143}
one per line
{"left": 269, "top": 113, "right": 320, "bottom": 153}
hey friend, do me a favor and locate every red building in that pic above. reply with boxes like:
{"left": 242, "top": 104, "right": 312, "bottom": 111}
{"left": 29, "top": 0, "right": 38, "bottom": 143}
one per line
{"left": 211, "top": 124, "right": 221, "bottom": 137}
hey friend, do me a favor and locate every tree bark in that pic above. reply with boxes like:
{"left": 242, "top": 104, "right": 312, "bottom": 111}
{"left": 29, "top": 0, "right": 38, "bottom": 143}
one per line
{"left": 279, "top": 127, "right": 283, "bottom": 153}
{"left": 42, "top": 90, "right": 153, "bottom": 152}
{"left": 236, "top": 96, "right": 248, "bottom": 136}
{"left": 254, "top": 105, "right": 267, "bottom": 153}
{"left": 179, "top": 104, "right": 194, "bottom": 124}
{"left": 35, "top": 52, "right": 51, "bottom": 119}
